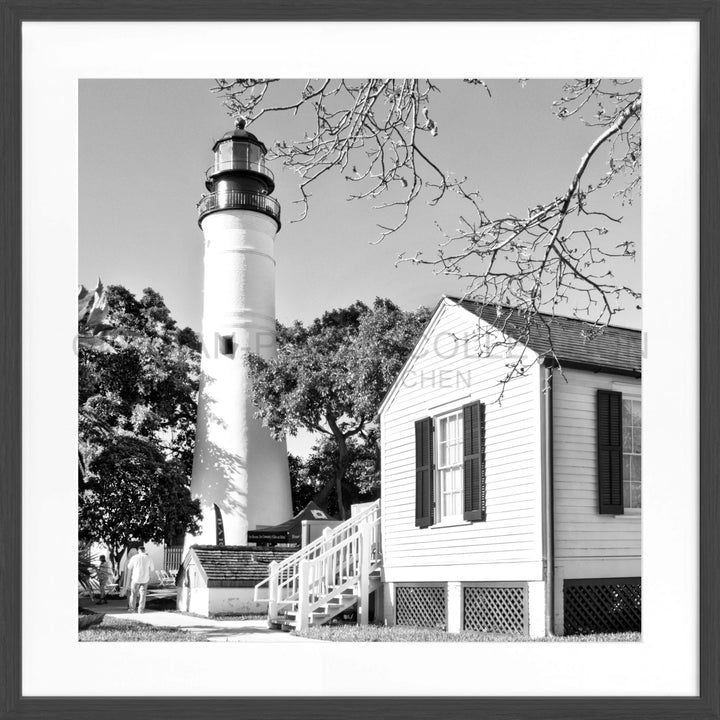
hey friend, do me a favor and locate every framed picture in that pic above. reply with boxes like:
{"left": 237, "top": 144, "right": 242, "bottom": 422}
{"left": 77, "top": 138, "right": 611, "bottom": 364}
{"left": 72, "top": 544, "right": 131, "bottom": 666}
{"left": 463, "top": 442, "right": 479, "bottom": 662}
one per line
{"left": 2, "top": 2, "right": 718, "bottom": 718}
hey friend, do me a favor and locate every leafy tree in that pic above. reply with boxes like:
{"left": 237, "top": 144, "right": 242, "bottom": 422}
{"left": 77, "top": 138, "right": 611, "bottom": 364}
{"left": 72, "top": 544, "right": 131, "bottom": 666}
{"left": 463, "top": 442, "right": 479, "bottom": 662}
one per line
{"left": 249, "top": 298, "right": 430, "bottom": 519}
{"left": 79, "top": 433, "right": 200, "bottom": 569}
{"left": 79, "top": 285, "right": 200, "bottom": 476}
{"left": 288, "top": 434, "right": 379, "bottom": 517}
{"left": 78, "top": 279, "right": 118, "bottom": 484}
{"left": 215, "top": 79, "right": 641, "bottom": 382}
{"left": 79, "top": 284, "right": 201, "bottom": 567}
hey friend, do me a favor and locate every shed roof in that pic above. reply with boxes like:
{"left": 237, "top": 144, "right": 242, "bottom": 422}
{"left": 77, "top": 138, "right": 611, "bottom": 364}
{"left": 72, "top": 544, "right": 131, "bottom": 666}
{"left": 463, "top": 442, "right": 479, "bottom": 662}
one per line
{"left": 181, "top": 546, "right": 296, "bottom": 588}
{"left": 450, "top": 297, "right": 642, "bottom": 377}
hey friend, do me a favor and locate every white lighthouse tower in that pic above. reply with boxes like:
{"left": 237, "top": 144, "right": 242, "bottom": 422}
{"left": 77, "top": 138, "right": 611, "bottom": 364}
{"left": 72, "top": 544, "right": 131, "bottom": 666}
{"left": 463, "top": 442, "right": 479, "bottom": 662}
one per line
{"left": 186, "top": 119, "right": 292, "bottom": 548}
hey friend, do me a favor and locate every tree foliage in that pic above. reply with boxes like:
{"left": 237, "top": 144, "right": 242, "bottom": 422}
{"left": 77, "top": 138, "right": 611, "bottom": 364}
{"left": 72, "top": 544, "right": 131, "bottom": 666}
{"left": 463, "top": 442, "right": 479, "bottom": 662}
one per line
{"left": 79, "top": 285, "right": 200, "bottom": 475}
{"left": 215, "top": 79, "right": 641, "bottom": 384}
{"left": 249, "top": 298, "right": 430, "bottom": 518}
{"left": 78, "top": 284, "right": 202, "bottom": 566}
{"left": 79, "top": 433, "right": 200, "bottom": 568}
{"left": 288, "top": 433, "right": 379, "bottom": 517}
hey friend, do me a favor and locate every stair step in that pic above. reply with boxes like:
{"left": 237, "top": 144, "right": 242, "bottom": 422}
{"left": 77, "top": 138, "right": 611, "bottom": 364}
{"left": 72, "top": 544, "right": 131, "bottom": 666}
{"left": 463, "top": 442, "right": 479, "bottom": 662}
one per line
{"left": 285, "top": 610, "right": 334, "bottom": 620}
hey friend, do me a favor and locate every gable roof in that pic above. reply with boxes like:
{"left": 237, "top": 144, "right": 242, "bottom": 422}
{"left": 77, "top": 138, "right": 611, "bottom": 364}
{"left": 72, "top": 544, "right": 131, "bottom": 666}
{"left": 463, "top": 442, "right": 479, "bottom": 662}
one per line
{"left": 378, "top": 296, "right": 641, "bottom": 418}
{"left": 450, "top": 297, "right": 641, "bottom": 377}
{"left": 180, "top": 546, "right": 296, "bottom": 588}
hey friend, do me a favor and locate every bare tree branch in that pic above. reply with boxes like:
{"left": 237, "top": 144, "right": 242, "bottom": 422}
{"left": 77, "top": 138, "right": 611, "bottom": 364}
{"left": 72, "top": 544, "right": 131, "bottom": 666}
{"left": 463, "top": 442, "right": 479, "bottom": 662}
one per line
{"left": 214, "top": 78, "right": 642, "bottom": 391}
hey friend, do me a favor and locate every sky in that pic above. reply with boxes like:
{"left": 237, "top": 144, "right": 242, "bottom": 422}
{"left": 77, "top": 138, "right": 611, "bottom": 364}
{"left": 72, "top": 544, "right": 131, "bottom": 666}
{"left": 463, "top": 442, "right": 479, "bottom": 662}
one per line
{"left": 79, "top": 79, "right": 641, "bottom": 455}
{"left": 79, "top": 79, "right": 641, "bottom": 329}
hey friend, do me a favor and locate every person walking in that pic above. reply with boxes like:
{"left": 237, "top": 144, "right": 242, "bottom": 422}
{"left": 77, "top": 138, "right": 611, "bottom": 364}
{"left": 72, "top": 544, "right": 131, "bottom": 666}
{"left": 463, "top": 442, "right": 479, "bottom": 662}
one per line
{"left": 95, "top": 554, "right": 113, "bottom": 605}
{"left": 126, "top": 545, "right": 154, "bottom": 613}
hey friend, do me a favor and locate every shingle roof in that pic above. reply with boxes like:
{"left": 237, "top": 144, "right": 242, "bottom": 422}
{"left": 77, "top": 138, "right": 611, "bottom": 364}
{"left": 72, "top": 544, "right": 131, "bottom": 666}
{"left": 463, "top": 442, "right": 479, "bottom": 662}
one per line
{"left": 183, "top": 546, "right": 296, "bottom": 588}
{"left": 450, "top": 297, "right": 641, "bottom": 376}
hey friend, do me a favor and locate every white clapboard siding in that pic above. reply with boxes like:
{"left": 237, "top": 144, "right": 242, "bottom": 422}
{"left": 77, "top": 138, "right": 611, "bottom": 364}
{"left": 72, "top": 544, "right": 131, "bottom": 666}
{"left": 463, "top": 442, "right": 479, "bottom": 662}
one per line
{"left": 381, "top": 300, "right": 543, "bottom": 582}
{"left": 553, "top": 368, "right": 641, "bottom": 561}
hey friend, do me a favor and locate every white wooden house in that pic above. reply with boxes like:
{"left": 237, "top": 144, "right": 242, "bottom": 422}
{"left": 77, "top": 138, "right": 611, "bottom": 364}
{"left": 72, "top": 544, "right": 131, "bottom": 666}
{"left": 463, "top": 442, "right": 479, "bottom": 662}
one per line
{"left": 377, "top": 296, "right": 641, "bottom": 636}
{"left": 258, "top": 296, "right": 641, "bottom": 636}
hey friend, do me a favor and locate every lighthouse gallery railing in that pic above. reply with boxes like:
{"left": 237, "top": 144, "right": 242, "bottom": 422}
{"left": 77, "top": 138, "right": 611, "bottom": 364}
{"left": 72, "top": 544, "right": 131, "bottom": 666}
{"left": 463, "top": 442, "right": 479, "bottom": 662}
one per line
{"left": 197, "top": 189, "right": 281, "bottom": 225}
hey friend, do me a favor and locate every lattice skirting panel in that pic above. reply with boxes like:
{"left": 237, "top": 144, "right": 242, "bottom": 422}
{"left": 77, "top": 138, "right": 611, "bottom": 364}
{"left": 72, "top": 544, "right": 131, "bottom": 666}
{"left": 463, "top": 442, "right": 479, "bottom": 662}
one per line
{"left": 463, "top": 585, "right": 528, "bottom": 634}
{"left": 563, "top": 577, "right": 641, "bottom": 635}
{"left": 395, "top": 585, "right": 446, "bottom": 629}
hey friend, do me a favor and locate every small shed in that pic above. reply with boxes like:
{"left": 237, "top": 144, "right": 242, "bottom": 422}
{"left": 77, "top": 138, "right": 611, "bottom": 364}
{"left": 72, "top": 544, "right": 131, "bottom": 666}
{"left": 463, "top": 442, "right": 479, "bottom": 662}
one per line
{"left": 176, "top": 546, "right": 295, "bottom": 617}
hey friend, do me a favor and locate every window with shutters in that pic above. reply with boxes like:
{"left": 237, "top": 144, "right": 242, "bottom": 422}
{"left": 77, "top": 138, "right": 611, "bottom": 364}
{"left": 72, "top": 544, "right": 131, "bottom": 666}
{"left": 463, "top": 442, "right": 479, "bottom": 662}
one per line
{"left": 415, "top": 401, "right": 486, "bottom": 527}
{"left": 597, "top": 389, "right": 641, "bottom": 515}
{"left": 622, "top": 398, "right": 642, "bottom": 509}
{"left": 435, "top": 410, "right": 464, "bottom": 522}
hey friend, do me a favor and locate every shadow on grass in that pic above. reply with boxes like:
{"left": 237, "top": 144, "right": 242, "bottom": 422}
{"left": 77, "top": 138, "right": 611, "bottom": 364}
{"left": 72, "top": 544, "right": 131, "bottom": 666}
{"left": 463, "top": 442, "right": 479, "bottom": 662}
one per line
{"left": 78, "top": 614, "right": 198, "bottom": 642}
{"left": 293, "top": 625, "right": 641, "bottom": 642}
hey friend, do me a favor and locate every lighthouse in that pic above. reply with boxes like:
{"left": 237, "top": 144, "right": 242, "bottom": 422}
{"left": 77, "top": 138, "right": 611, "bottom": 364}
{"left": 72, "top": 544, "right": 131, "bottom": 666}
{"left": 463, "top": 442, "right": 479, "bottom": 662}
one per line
{"left": 186, "top": 119, "right": 292, "bottom": 549}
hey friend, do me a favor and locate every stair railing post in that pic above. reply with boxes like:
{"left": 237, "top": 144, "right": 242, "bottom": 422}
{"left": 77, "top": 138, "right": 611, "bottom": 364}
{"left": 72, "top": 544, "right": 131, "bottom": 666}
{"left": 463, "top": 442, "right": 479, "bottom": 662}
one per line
{"left": 298, "top": 559, "right": 311, "bottom": 633}
{"left": 358, "top": 522, "right": 371, "bottom": 626}
{"left": 322, "top": 527, "right": 333, "bottom": 593}
{"left": 267, "top": 561, "right": 279, "bottom": 623}
{"left": 374, "top": 501, "right": 382, "bottom": 561}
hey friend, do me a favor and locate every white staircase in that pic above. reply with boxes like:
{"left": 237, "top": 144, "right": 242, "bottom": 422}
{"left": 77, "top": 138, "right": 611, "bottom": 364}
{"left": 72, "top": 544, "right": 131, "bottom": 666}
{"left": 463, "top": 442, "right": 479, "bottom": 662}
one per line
{"left": 254, "top": 500, "right": 382, "bottom": 631}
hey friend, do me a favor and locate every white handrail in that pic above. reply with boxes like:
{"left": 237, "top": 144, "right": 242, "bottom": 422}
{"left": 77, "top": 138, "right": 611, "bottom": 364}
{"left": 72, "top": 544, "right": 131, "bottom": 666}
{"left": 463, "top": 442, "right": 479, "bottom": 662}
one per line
{"left": 255, "top": 499, "right": 380, "bottom": 600}
{"left": 297, "top": 518, "right": 380, "bottom": 631}
{"left": 257, "top": 500, "right": 382, "bottom": 621}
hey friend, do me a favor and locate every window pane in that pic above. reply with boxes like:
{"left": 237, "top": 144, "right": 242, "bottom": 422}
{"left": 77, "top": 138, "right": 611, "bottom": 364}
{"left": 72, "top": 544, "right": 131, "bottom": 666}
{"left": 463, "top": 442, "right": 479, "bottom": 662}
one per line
{"left": 449, "top": 439, "right": 460, "bottom": 465}
{"left": 623, "top": 426, "right": 632, "bottom": 451}
{"left": 622, "top": 399, "right": 632, "bottom": 426}
{"left": 633, "top": 426, "right": 642, "bottom": 453}
{"left": 452, "top": 466, "right": 463, "bottom": 493}
{"left": 630, "top": 481, "right": 641, "bottom": 508}
{"left": 630, "top": 455, "right": 641, "bottom": 484}
{"left": 447, "top": 490, "right": 460, "bottom": 517}
{"left": 438, "top": 417, "right": 448, "bottom": 442}
{"left": 438, "top": 441, "right": 447, "bottom": 467}
{"left": 623, "top": 455, "right": 631, "bottom": 482}
{"left": 623, "top": 481, "right": 632, "bottom": 508}
{"left": 447, "top": 414, "right": 457, "bottom": 441}
{"left": 631, "top": 400, "right": 641, "bottom": 426}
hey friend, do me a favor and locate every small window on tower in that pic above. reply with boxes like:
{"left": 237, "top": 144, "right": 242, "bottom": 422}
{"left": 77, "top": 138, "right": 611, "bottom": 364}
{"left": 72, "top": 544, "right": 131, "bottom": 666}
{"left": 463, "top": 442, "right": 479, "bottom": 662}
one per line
{"left": 220, "top": 335, "right": 234, "bottom": 356}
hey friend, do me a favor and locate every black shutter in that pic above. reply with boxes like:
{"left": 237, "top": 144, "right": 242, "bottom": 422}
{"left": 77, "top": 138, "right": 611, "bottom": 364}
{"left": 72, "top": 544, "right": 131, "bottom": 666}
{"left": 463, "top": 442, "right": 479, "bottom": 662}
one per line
{"left": 597, "top": 390, "right": 624, "bottom": 514}
{"left": 463, "top": 401, "right": 487, "bottom": 522}
{"left": 415, "top": 417, "right": 434, "bottom": 528}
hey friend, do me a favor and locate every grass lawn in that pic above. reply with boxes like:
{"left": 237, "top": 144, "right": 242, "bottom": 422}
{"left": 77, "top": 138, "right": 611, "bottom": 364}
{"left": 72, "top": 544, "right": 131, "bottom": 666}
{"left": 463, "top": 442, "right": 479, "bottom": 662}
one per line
{"left": 294, "top": 625, "right": 641, "bottom": 642}
{"left": 79, "top": 614, "right": 199, "bottom": 642}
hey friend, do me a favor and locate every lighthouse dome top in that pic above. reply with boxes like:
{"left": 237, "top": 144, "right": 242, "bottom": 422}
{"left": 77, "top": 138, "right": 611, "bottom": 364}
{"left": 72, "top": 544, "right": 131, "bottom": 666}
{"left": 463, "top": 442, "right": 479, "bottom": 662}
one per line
{"left": 212, "top": 117, "right": 269, "bottom": 155}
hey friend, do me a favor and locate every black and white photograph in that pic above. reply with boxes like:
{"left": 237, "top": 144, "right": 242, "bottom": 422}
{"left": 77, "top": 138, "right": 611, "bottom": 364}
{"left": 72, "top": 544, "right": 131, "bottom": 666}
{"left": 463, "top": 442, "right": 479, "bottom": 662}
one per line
{"left": 77, "top": 78, "right": 643, "bottom": 642}
{"left": 6, "top": 12, "right": 713, "bottom": 713}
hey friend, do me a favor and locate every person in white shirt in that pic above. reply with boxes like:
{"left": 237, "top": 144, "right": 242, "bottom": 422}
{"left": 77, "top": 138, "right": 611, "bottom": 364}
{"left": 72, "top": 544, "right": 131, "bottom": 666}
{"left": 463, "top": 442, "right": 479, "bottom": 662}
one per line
{"left": 126, "top": 545, "right": 155, "bottom": 613}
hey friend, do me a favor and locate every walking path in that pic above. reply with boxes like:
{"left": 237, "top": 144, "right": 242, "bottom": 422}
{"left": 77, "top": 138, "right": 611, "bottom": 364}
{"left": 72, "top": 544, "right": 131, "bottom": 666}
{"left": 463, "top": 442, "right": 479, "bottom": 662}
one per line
{"left": 79, "top": 596, "right": 320, "bottom": 643}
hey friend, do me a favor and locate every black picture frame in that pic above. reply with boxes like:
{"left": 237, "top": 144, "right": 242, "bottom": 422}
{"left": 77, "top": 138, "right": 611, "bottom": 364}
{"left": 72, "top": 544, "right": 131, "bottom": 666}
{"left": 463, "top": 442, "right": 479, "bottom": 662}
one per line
{"left": 2, "top": 2, "right": 718, "bottom": 718}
